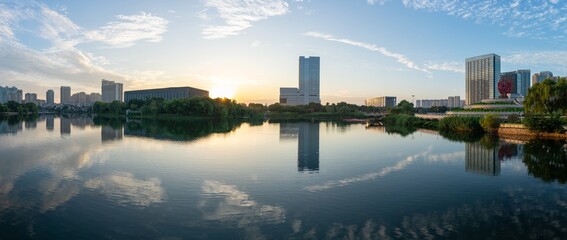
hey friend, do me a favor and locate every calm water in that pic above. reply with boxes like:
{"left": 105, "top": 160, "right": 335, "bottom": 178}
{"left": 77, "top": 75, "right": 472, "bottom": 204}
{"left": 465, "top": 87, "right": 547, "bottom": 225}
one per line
{"left": 1, "top": 115, "right": 566, "bottom": 239}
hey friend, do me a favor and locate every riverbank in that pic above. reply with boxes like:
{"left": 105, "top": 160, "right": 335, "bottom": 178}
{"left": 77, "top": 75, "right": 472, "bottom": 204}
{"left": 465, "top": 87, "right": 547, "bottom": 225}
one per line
{"left": 498, "top": 124, "right": 567, "bottom": 141}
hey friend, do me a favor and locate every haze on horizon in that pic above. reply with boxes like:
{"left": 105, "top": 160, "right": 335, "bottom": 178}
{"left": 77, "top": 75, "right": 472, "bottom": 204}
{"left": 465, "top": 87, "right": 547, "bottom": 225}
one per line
{"left": 0, "top": 0, "right": 565, "bottom": 104}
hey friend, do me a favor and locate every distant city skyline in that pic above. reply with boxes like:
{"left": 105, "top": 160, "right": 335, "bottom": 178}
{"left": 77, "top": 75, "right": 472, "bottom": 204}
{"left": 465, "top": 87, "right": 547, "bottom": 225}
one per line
{"left": 0, "top": 0, "right": 566, "bottom": 104}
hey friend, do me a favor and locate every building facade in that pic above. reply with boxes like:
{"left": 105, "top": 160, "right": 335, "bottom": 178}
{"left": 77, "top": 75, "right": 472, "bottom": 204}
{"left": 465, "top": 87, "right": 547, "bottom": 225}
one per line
{"left": 279, "top": 56, "right": 320, "bottom": 105}
{"left": 416, "top": 99, "right": 448, "bottom": 108}
{"left": 501, "top": 70, "right": 531, "bottom": 97}
{"left": 24, "top": 93, "right": 37, "bottom": 103}
{"left": 102, "top": 79, "right": 123, "bottom": 103}
{"left": 46, "top": 90, "right": 54, "bottom": 105}
{"left": 60, "top": 86, "right": 71, "bottom": 104}
{"left": 0, "top": 86, "right": 23, "bottom": 103}
{"left": 365, "top": 96, "right": 397, "bottom": 108}
{"left": 279, "top": 87, "right": 299, "bottom": 105}
{"left": 465, "top": 53, "right": 501, "bottom": 105}
{"left": 532, "top": 71, "right": 555, "bottom": 85}
{"left": 448, "top": 96, "right": 461, "bottom": 108}
{"left": 124, "top": 87, "right": 209, "bottom": 103}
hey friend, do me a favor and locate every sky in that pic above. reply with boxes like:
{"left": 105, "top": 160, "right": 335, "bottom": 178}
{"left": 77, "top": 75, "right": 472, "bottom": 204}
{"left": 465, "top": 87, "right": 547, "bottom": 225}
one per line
{"left": 0, "top": 0, "right": 566, "bottom": 104}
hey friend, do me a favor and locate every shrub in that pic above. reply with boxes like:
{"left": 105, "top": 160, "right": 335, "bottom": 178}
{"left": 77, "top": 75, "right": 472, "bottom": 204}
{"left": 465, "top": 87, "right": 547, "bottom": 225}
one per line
{"left": 439, "top": 116, "right": 483, "bottom": 132}
{"left": 480, "top": 114, "right": 501, "bottom": 132}
{"left": 523, "top": 114, "right": 564, "bottom": 133}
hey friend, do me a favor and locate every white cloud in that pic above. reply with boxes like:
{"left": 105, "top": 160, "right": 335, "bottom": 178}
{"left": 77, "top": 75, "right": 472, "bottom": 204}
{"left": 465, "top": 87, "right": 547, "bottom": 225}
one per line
{"left": 201, "top": 0, "right": 289, "bottom": 39}
{"left": 400, "top": 0, "right": 567, "bottom": 40}
{"left": 305, "top": 31, "right": 431, "bottom": 74}
{"left": 502, "top": 51, "right": 567, "bottom": 71}
{"left": 367, "top": 0, "right": 389, "bottom": 5}
{"left": 425, "top": 61, "right": 464, "bottom": 73}
{"left": 85, "top": 12, "right": 168, "bottom": 48}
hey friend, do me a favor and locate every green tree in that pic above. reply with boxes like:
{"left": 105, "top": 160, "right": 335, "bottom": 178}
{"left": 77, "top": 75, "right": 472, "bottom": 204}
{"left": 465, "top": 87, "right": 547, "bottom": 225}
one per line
{"left": 390, "top": 100, "right": 414, "bottom": 115}
{"left": 480, "top": 113, "right": 500, "bottom": 132}
{"left": 524, "top": 78, "right": 567, "bottom": 115}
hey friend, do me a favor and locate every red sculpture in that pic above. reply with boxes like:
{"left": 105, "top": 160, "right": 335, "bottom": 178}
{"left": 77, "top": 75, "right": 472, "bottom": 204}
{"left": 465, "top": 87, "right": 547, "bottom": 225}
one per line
{"left": 498, "top": 78, "right": 513, "bottom": 98}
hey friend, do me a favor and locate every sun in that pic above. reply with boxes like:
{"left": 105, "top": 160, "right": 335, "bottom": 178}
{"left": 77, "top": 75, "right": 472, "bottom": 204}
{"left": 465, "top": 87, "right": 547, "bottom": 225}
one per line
{"left": 209, "top": 87, "right": 235, "bottom": 99}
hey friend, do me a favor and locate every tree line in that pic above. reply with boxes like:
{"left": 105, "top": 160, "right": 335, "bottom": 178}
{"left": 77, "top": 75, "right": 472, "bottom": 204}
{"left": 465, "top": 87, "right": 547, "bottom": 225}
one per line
{"left": 0, "top": 101, "right": 39, "bottom": 115}
{"left": 94, "top": 97, "right": 249, "bottom": 118}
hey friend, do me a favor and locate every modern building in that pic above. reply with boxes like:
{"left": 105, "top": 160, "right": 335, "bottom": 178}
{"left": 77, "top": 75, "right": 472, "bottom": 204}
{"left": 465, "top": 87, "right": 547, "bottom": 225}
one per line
{"left": 70, "top": 92, "right": 87, "bottom": 105}
{"left": 532, "top": 71, "right": 555, "bottom": 85}
{"left": 501, "top": 70, "right": 531, "bottom": 97}
{"left": 60, "top": 86, "right": 71, "bottom": 104}
{"left": 279, "top": 87, "right": 299, "bottom": 105}
{"left": 448, "top": 96, "right": 461, "bottom": 108}
{"left": 46, "top": 89, "right": 54, "bottom": 105}
{"left": 465, "top": 53, "right": 501, "bottom": 105}
{"left": 89, "top": 93, "right": 101, "bottom": 103}
{"left": 416, "top": 99, "right": 448, "bottom": 108}
{"left": 124, "top": 87, "right": 209, "bottom": 103}
{"left": 0, "top": 86, "right": 23, "bottom": 103}
{"left": 279, "top": 56, "right": 320, "bottom": 105}
{"left": 102, "top": 79, "right": 123, "bottom": 103}
{"left": 24, "top": 93, "right": 37, "bottom": 103}
{"left": 365, "top": 96, "right": 397, "bottom": 108}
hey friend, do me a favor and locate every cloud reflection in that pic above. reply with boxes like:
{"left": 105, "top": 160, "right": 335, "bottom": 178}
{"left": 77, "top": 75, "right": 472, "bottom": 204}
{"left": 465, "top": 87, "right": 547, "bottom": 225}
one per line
{"left": 85, "top": 172, "right": 165, "bottom": 207}
{"left": 199, "top": 180, "right": 285, "bottom": 239}
{"left": 305, "top": 147, "right": 434, "bottom": 192}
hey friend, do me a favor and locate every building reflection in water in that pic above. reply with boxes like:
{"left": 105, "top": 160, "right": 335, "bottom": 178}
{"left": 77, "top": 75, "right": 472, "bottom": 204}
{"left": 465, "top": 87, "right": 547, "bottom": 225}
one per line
{"left": 46, "top": 115, "right": 54, "bottom": 131}
{"left": 101, "top": 125, "right": 123, "bottom": 142}
{"left": 465, "top": 142, "right": 501, "bottom": 176}
{"left": 279, "top": 122, "right": 320, "bottom": 172}
{"left": 60, "top": 117, "right": 71, "bottom": 135}
{"left": 465, "top": 141, "right": 522, "bottom": 176}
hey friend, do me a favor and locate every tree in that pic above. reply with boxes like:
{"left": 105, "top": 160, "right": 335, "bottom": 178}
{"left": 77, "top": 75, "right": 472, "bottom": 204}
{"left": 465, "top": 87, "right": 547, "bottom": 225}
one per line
{"left": 524, "top": 79, "right": 567, "bottom": 115}
{"left": 390, "top": 100, "right": 414, "bottom": 115}
{"left": 497, "top": 78, "right": 513, "bottom": 98}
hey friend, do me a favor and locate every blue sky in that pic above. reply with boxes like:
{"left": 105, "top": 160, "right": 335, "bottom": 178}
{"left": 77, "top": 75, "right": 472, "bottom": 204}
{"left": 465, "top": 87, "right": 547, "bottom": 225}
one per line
{"left": 0, "top": 0, "right": 565, "bottom": 104}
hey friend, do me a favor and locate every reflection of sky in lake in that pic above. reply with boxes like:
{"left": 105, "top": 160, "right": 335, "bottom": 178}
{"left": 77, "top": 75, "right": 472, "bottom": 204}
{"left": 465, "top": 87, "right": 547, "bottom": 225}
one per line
{"left": 0, "top": 116, "right": 566, "bottom": 239}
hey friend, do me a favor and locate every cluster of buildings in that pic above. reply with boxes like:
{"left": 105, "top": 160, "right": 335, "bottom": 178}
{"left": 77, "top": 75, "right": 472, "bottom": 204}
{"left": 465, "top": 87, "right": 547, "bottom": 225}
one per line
{"left": 279, "top": 56, "right": 321, "bottom": 105}
{"left": 416, "top": 96, "right": 464, "bottom": 108}
{"left": 1, "top": 79, "right": 209, "bottom": 108}
{"left": 465, "top": 53, "right": 561, "bottom": 105}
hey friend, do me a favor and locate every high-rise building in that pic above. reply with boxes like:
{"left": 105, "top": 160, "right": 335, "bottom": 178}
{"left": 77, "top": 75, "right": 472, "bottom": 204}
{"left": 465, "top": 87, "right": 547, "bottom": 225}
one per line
{"left": 448, "top": 96, "right": 461, "bottom": 108}
{"left": 416, "top": 99, "right": 448, "bottom": 108}
{"left": 365, "top": 96, "right": 397, "bottom": 107}
{"left": 60, "top": 86, "right": 71, "bottom": 104}
{"left": 279, "top": 56, "right": 320, "bottom": 105}
{"left": 24, "top": 93, "right": 37, "bottom": 103}
{"left": 298, "top": 56, "right": 320, "bottom": 105}
{"left": 465, "top": 53, "right": 501, "bottom": 105}
{"left": 501, "top": 70, "right": 531, "bottom": 97}
{"left": 0, "top": 86, "right": 23, "bottom": 103}
{"left": 102, "top": 79, "right": 123, "bottom": 103}
{"left": 516, "top": 69, "right": 530, "bottom": 97}
{"left": 89, "top": 93, "right": 102, "bottom": 103}
{"left": 46, "top": 89, "right": 54, "bottom": 105}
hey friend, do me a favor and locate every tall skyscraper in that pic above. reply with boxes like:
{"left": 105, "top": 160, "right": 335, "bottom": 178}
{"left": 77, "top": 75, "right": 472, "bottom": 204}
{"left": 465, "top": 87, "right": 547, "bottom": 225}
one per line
{"left": 24, "top": 93, "right": 37, "bottom": 103}
{"left": 465, "top": 53, "right": 501, "bottom": 105}
{"left": 298, "top": 56, "right": 320, "bottom": 104}
{"left": 279, "top": 56, "right": 320, "bottom": 105}
{"left": 102, "top": 79, "right": 123, "bottom": 103}
{"left": 60, "top": 86, "right": 71, "bottom": 104}
{"left": 46, "top": 89, "right": 54, "bottom": 105}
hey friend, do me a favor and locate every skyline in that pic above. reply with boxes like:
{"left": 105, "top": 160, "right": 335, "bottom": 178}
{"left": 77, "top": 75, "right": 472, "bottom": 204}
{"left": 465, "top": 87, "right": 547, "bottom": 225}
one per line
{"left": 0, "top": 0, "right": 566, "bottom": 104}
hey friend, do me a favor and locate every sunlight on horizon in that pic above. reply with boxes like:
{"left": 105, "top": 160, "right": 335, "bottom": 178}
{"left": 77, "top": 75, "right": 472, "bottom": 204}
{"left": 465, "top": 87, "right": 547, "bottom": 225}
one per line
{"left": 210, "top": 86, "right": 236, "bottom": 99}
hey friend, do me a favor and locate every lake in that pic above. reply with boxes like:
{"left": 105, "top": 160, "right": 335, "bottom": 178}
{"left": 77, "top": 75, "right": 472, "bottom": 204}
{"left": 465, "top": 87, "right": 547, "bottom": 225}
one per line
{"left": 0, "top": 115, "right": 566, "bottom": 239}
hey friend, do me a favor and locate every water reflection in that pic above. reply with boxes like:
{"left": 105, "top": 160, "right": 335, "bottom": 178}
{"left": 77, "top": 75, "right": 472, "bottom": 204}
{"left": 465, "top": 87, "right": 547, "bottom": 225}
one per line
{"left": 523, "top": 140, "right": 567, "bottom": 184}
{"left": 122, "top": 118, "right": 242, "bottom": 142}
{"left": 46, "top": 115, "right": 54, "bottom": 131}
{"left": 84, "top": 172, "right": 165, "bottom": 207}
{"left": 199, "top": 180, "right": 286, "bottom": 239}
{"left": 101, "top": 125, "right": 123, "bottom": 142}
{"left": 279, "top": 122, "right": 320, "bottom": 172}
{"left": 60, "top": 117, "right": 71, "bottom": 135}
{"left": 465, "top": 141, "right": 501, "bottom": 176}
